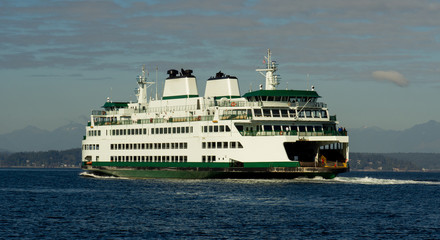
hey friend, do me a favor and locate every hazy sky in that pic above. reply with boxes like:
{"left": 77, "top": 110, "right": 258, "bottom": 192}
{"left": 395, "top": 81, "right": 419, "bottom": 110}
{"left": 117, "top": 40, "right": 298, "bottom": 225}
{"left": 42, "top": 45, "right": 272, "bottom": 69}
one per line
{"left": 1, "top": 0, "right": 440, "bottom": 134}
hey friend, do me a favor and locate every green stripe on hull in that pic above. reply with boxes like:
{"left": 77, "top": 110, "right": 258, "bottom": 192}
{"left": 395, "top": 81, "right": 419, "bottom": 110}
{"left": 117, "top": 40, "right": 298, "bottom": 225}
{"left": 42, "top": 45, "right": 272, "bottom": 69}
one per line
{"left": 82, "top": 161, "right": 348, "bottom": 179}
{"left": 84, "top": 167, "right": 344, "bottom": 179}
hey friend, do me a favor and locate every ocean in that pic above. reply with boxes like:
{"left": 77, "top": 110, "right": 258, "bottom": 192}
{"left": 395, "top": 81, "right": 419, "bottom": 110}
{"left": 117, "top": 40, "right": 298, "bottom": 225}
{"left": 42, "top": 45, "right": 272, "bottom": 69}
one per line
{"left": 0, "top": 169, "right": 439, "bottom": 239}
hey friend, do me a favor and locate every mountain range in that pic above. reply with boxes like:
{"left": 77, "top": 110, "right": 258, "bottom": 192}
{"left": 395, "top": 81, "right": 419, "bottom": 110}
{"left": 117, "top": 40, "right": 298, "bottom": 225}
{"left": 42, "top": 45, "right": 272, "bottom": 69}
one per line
{"left": 0, "top": 120, "right": 439, "bottom": 153}
{"left": 0, "top": 123, "right": 84, "bottom": 152}
{"left": 348, "top": 120, "right": 440, "bottom": 153}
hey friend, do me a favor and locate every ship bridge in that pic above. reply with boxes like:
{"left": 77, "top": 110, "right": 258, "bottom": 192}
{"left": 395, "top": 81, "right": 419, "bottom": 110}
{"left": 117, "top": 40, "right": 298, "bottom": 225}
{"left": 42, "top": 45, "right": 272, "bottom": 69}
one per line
{"left": 243, "top": 89, "right": 322, "bottom": 106}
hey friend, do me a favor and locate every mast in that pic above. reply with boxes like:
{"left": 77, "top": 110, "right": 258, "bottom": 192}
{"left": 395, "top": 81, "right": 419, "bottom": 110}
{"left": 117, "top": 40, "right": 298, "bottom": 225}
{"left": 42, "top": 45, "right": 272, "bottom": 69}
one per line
{"left": 256, "top": 49, "right": 279, "bottom": 90}
{"left": 135, "top": 65, "right": 155, "bottom": 104}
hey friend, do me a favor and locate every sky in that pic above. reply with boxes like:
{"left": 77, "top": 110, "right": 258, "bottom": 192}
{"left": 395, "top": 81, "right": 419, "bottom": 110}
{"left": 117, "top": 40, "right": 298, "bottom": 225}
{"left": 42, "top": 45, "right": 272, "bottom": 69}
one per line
{"left": 1, "top": 0, "right": 440, "bottom": 134}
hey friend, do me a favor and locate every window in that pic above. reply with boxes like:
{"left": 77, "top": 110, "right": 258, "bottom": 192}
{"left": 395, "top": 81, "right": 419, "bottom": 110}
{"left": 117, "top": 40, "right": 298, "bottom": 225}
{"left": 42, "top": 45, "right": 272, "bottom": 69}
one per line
{"left": 254, "top": 109, "right": 262, "bottom": 117}
{"left": 217, "top": 142, "right": 222, "bottom": 148}
{"left": 238, "top": 142, "right": 244, "bottom": 148}
{"left": 209, "top": 126, "right": 213, "bottom": 132}
{"left": 272, "top": 109, "right": 280, "bottom": 117}
{"left": 314, "top": 110, "right": 320, "bottom": 118}
{"left": 321, "top": 110, "right": 328, "bottom": 118}
{"left": 307, "top": 126, "right": 314, "bottom": 132}
{"left": 305, "top": 110, "right": 312, "bottom": 118}
{"left": 202, "top": 142, "right": 206, "bottom": 149}
{"left": 223, "top": 142, "right": 228, "bottom": 148}
{"left": 231, "top": 142, "right": 236, "bottom": 148}
{"left": 220, "top": 125, "right": 225, "bottom": 132}
{"left": 226, "top": 126, "right": 231, "bottom": 132}
{"left": 263, "top": 109, "right": 271, "bottom": 117}
{"left": 214, "top": 126, "right": 218, "bottom": 132}
{"left": 281, "top": 109, "right": 288, "bottom": 117}
{"left": 203, "top": 126, "right": 207, "bottom": 132}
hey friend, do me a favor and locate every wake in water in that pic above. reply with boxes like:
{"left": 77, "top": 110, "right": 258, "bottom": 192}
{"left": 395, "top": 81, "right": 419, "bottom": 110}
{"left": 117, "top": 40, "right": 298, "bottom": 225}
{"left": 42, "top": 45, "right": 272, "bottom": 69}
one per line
{"left": 79, "top": 172, "right": 129, "bottom": 180}
{"left": 78, "top": 172, "right": 440, "bottom": 185}
{"left": 224, "top": 176, "right": 440, "bottom": 185}
{"left": 330, "top": 176, "right": 440, "bottom": 185}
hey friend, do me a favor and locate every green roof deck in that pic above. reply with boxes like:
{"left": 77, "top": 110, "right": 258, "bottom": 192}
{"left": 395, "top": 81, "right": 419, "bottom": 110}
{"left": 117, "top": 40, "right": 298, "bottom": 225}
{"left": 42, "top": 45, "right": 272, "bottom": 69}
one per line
{"left": 102, "top": 102, "right": 129, "bottom": 109}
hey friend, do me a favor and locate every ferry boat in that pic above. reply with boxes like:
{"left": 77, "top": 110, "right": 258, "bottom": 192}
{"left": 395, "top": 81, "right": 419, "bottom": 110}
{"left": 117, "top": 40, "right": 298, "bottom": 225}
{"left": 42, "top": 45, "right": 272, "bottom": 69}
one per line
{"left": 81, "top": 50, "right": 349, "bottom": 179}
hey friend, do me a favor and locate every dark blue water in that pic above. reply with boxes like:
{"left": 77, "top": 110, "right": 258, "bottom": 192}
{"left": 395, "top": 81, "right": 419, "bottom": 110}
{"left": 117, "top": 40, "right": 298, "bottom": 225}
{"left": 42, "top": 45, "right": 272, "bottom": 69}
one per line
{"left": 1, "top": 169, "right": 439, "bottom": 239}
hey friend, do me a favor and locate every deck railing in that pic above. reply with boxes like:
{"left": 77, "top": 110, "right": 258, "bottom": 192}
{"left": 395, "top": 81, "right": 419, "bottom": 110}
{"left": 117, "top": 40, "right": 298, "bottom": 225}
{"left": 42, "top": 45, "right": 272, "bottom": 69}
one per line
{"left": 239, "top": 130, "right": 347, "bottom": 137}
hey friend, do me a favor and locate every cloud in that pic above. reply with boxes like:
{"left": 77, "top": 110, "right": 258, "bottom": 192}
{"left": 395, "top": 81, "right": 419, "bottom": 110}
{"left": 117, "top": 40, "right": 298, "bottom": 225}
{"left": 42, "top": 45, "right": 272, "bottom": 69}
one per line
{"left": 372, "top": 70, "right": 409, "bottom": 87}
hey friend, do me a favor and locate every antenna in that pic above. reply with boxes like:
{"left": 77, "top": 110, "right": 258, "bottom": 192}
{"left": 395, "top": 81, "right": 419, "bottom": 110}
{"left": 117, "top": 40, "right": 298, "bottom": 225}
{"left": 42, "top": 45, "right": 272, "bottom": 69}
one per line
{"left": 256, "top": 49, "right": 280, "bottom": 90}
{"left": 155, "top": 67, "right": 158, "bottom": 100}
{"left": 307, "top": 74, "right": 310, "bottom": 90}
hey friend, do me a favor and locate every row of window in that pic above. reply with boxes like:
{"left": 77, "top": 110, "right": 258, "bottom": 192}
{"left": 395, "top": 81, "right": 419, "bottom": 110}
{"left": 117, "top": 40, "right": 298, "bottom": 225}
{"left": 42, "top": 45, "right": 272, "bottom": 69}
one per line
{"left": 253, "top": 109, "right": 327, "bottom": 119}
{"left": 96, "top": 125, "right": 231, "bottom": 137}
{"left": 202, "top": 141, "right": 243, "bottom": 149}
{"left": 83, "top": 144, "right": 100, "bottom": 150}
{"left": 109, "top": 128, "right": 147, "bottom": 136}
{"left": 111, "top": 142, "right": 188, "bottom": 150}
{"left": 110, "top": 155, "right": 188, "bottom": 163}
{"left": 237, "top": 125, "right": 326, "bottom": 133}
{"left": 202, "top": 125, "right": 231, "bottom": 133}
{"left": 202, "top": 155, "right": 217, "bottom": 162}
{"left": 88, "top": 130, "right": 101, "bottom": 136}
{"left": 249, "top": 96, "right": 317, "bottom": 103}
{"left": 107, "top": 126, "right": 194, "bottom": 137}
{"left": 151, "top": 126, "right": 193, "bottom": 135}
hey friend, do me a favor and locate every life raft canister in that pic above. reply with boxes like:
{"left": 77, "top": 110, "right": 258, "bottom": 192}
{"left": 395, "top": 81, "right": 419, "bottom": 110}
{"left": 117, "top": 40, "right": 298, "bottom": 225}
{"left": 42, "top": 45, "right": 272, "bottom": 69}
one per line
{"left": 231, "top": 102, "right": 236, "bottom": 107}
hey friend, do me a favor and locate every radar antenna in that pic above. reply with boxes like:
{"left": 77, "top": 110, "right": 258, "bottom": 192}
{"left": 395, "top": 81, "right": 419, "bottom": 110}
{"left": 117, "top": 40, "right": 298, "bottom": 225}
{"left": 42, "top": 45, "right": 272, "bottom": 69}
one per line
{"left": 256, "top": 49, "right": 280, "bottom": 90}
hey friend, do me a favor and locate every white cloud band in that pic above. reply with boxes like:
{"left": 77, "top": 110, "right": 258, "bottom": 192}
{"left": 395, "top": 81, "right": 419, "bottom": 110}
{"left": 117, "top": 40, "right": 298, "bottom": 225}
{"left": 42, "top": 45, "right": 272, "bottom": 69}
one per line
{"left": 372, "top": 70, "right": 409, "bottom": 87}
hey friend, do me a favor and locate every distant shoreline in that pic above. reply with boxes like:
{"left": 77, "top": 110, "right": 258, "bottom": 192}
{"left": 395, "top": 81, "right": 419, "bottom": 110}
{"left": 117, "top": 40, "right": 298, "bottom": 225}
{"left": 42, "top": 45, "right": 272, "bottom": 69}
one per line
{"left": 1, "top": 167, "right": 439, "bottom": 173}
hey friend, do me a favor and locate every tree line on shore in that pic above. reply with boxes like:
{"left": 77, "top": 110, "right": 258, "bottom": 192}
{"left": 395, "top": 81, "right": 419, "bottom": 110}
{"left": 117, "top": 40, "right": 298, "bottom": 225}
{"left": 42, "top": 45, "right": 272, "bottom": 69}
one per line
{"left": 0, "top": 149, "right": 439, "bottom": 171}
